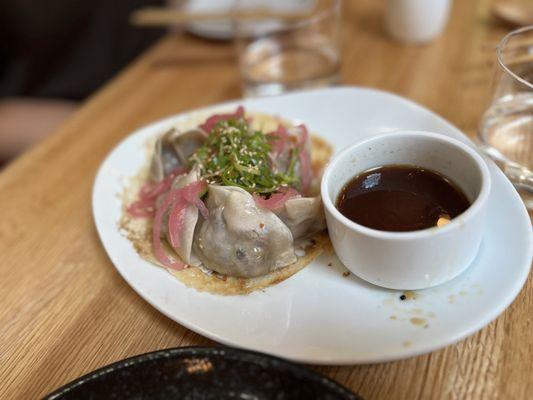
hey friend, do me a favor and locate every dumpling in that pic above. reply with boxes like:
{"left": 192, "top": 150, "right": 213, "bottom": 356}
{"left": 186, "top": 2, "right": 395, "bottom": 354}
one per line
{"left": 170, "top": 128, "right": 206, "bottom": 166}
{"left": 273, "top": 196, "right": 326, "bottom": 240}
{"left": 150, "top": 128, "right": 205, "bottom": 181}
{"left": 194, "top": 185, "right": 296, "bottom": 278}
{"left": 162, "top": 168, "right": 201, "bottom": 265}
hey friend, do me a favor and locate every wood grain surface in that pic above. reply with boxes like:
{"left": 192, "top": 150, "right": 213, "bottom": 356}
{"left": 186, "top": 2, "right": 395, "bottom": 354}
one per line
{"left": 0, "top": 0, "right": 531, "bottom": 399}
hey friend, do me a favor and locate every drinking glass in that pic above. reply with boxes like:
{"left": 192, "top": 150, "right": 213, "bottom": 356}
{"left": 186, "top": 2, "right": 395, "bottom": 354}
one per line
{"left": 478, "top": 26, "right": 533, "bottom": 209}
{"left": 234, "top": 0, "right": 342, "bottom": 98}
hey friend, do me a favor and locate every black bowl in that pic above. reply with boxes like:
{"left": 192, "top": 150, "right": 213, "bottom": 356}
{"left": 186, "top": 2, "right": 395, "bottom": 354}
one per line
{"left": 43, "top": 346, "right": 362, "bottom": 400}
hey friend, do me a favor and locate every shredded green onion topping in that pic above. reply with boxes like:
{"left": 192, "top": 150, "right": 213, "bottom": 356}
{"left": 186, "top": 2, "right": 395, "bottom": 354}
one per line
{"left": 189, "top": 119, "right": 299, "bottom": 194}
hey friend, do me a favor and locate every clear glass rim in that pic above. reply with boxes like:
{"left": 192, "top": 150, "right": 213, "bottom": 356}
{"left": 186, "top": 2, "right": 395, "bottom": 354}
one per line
{"left": 496, "top": 25, "right": 533, "bottom": 90}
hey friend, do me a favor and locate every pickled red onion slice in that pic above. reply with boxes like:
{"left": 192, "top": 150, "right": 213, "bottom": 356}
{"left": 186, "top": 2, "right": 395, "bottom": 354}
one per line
{"left": 152, "top": 190, "right": 186, "bottom": 270}
{"left": 186, "top": 195, "right": 209, "bottom": 219}
{"left": 253, "top": 187, "right": 300, "bottom": 210}
{"left": 153, "top": 180, "right": 207, "bottom": 269}
{"left": 127, "top": 167, "right": 186, "bottom": 218}
{"left": 296, "top": 124, "right": 312, "bottom": 194}
{"left": 269, "top": 125, "right": 290, "bottom": 156}
{"left": 127, "top": 198, "right": 156, "bottom": 218}
{"left": 199, "top": 106, "right": 245, "bottom": 133}
{"left": 168, "top": 197, "right": 188, "bottom": 248}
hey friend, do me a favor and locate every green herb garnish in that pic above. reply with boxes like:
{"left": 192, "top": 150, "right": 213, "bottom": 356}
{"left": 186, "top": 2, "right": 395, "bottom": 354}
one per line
{"left": 190, "top": 118, "right": 299, "bottom": 194}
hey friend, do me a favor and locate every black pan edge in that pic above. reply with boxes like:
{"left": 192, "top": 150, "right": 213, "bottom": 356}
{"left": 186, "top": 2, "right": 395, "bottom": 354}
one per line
{"left": 43, "top": 346, "right": 362, "bottom": 400}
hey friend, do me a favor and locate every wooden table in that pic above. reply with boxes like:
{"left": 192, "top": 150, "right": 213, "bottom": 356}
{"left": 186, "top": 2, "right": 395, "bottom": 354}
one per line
{"left": 1, "top": 1, "right": 531, "bottom": 399}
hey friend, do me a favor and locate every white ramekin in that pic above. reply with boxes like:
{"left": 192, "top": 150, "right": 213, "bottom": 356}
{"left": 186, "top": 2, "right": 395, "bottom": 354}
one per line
{"left": 321, "top": 131, "right": 491, "bottom": 290}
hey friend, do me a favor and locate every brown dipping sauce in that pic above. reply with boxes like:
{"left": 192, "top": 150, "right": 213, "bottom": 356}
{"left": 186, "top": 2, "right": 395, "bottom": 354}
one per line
{"left": 336, "top": 165, "right": 470, "bottom": 232}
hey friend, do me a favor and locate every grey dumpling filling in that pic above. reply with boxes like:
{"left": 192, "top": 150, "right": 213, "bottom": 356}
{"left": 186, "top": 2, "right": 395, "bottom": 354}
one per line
{"left": 193, "top": 185, "right": 297, "bottom": 278}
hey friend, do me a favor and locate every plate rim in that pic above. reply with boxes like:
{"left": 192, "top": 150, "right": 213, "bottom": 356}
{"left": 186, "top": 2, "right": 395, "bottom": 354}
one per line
{"left": 92, "top": 86, "right": 533, "bottom": 365}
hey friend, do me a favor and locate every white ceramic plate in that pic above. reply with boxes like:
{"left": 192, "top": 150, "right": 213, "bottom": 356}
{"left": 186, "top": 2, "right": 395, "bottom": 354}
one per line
{"left": 93, "top": 87, "right": 532, "bottom": 365}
